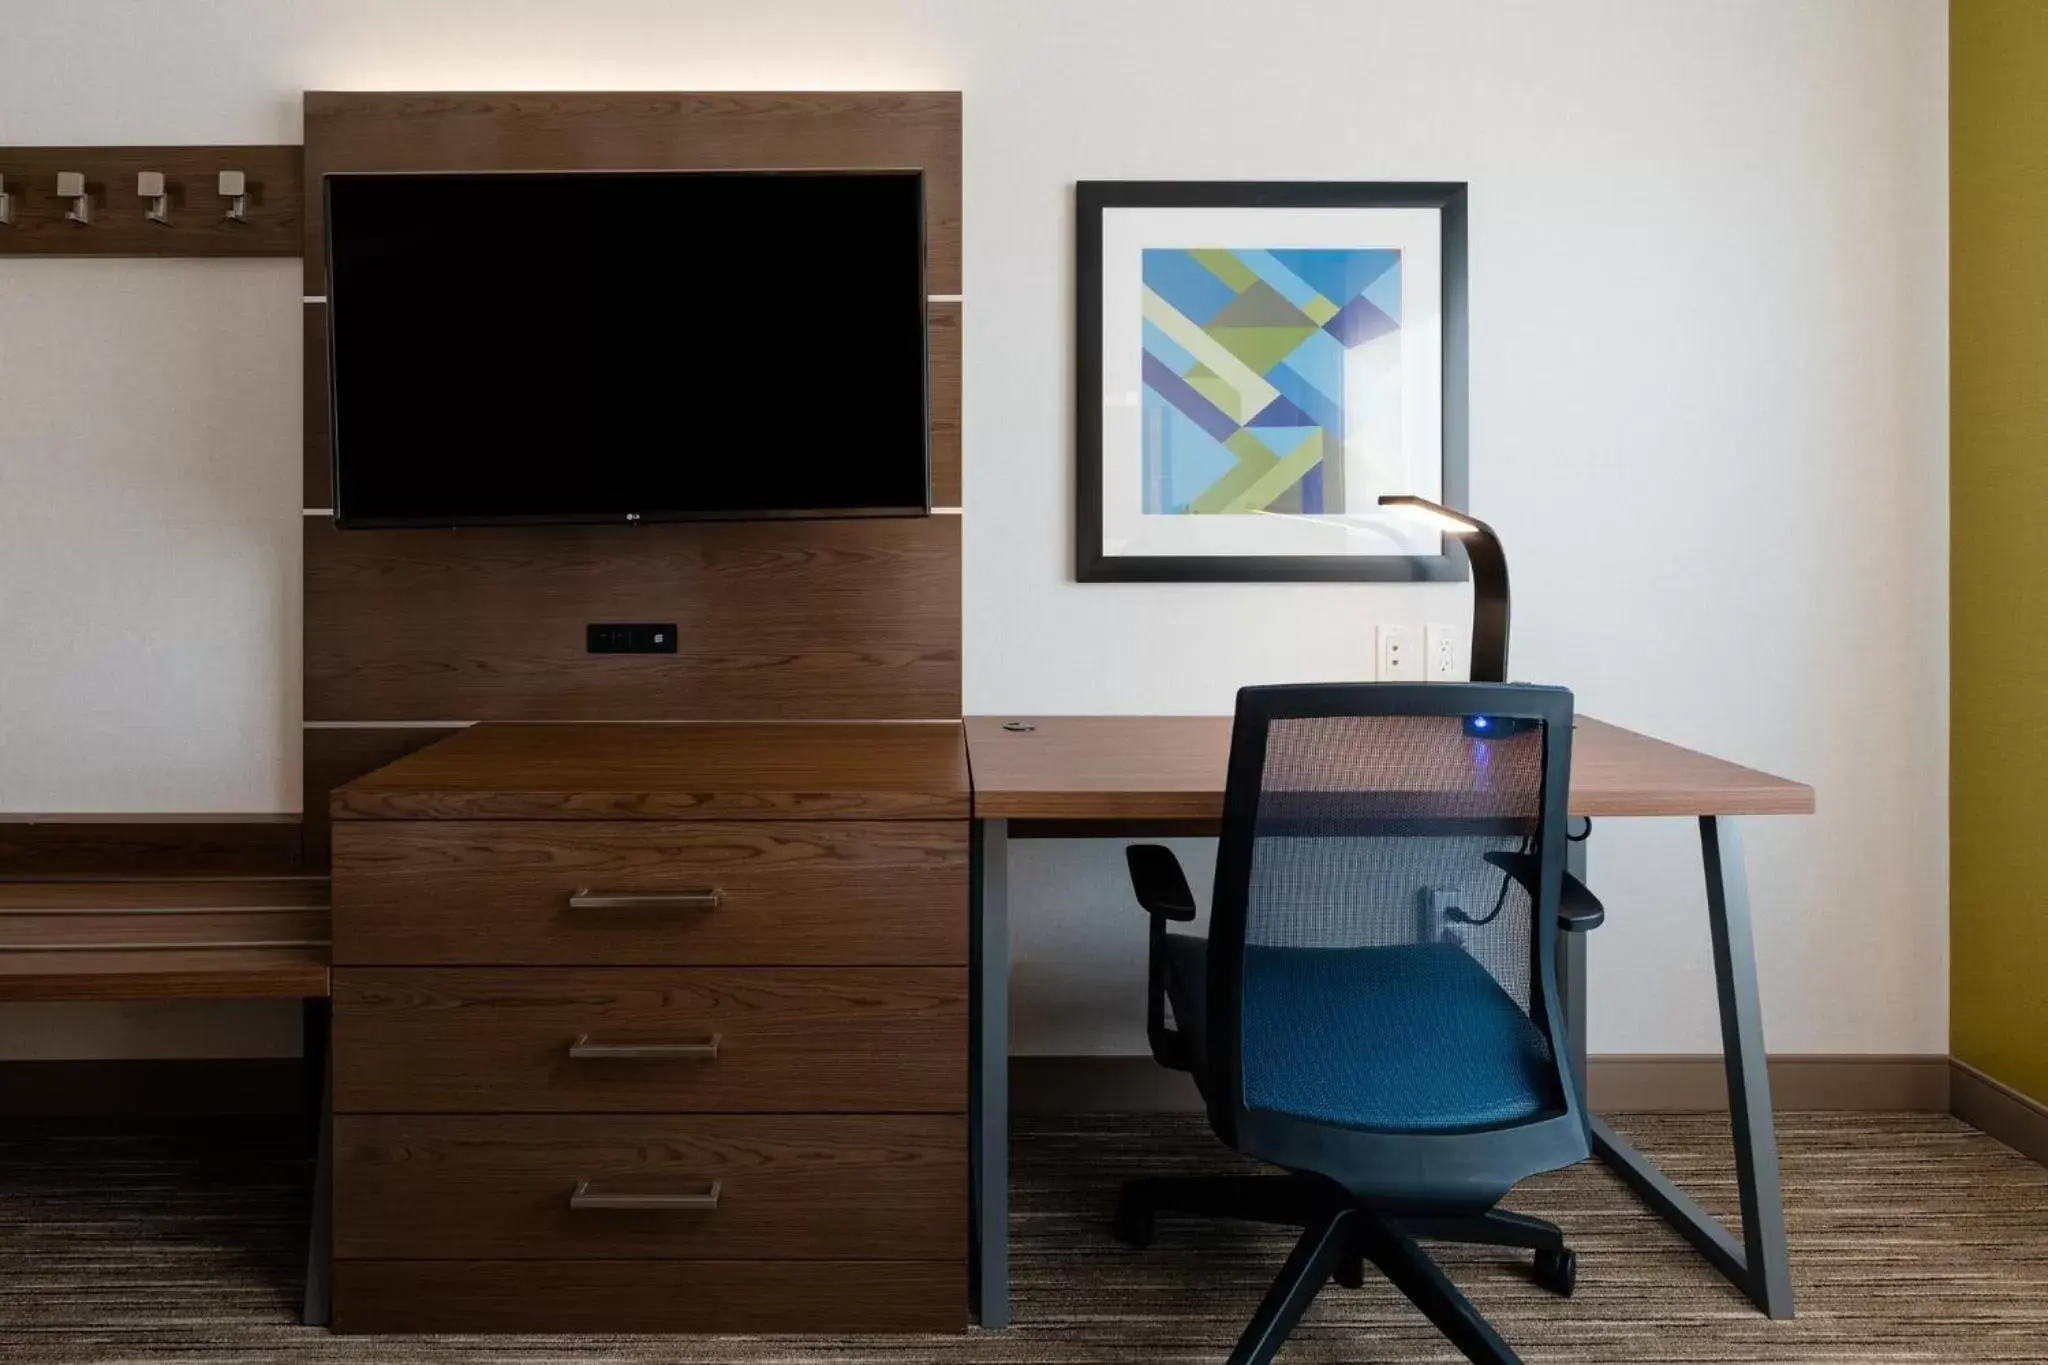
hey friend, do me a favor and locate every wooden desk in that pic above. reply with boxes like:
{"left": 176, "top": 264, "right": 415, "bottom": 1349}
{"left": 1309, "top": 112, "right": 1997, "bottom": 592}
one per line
{"left": 962, "top": 714, "right": 1812, "bottom": 1328}
{"left": 965, "top": 714, "right": 1814, "bottom": 822}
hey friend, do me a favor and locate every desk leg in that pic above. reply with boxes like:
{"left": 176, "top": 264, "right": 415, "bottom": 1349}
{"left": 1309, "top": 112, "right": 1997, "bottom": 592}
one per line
{"left": 302, "top": 998, "right": 332, "bottom": 1327}
{"left": 1588, "top": 816, "right": 1795, "bottom": 1319}
{"left": 1560, "top": 825, "right": 1590, "bottom": 1106}
{"left": 970, "top": 817, "right": 1010, "bottom": 1329}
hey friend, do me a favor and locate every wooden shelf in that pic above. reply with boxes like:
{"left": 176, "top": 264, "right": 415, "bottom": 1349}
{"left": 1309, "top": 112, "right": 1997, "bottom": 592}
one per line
{"left": 0, "top": 877, "right": 331, "bottom": 1001}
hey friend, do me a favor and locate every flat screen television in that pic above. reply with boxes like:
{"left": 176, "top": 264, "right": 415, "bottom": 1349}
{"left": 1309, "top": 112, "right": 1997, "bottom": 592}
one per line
{"left": 324, "top": 169, "right": 929, "bottom": 527}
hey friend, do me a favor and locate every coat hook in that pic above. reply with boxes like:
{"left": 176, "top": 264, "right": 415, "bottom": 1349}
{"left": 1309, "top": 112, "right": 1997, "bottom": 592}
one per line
{"left": 218, "top": 170, "right": 248, "bottom": 223}
{"left": 0, "top": 176, "right": 13, "bottom": 227}
{"left": 138, "top": 171, "right": 169, "bottom": 225}
{"left": 56, "top": 171, "right": 91, "bottom": 225}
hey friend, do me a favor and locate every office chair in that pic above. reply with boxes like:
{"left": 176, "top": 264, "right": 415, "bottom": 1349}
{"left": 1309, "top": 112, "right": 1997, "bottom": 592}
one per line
{"left": 1116, "top": 682, "right": 1604, "bottom": 1365}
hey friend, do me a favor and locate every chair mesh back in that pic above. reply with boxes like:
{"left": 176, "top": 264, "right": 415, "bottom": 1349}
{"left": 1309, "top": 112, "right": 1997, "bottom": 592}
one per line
{"left": 1237, "top": 713, "right": 1556, "bottom": 1133}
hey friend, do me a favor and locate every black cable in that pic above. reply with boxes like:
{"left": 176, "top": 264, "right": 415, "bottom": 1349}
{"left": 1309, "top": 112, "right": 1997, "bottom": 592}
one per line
{"left": 1452, "top": 818, "right": 1592, "bottom": 929}
{"left": 1448, "top": 831, "right": 1532, "bottom": 929}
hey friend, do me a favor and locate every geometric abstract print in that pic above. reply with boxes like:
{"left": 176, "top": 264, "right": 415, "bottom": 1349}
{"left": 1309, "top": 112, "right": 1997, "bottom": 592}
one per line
{"left": 1140, "top": 247, "right": 1401, "bottom": 515}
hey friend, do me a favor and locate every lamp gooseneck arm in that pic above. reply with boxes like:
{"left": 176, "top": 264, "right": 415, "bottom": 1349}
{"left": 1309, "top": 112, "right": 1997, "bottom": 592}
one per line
{"left": 1460, "top": 517, "right": 1511, "bottom": 683}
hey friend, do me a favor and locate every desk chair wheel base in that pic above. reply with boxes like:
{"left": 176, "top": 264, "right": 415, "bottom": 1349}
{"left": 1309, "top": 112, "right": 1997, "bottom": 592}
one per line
{"left": 1533, "top": 1246, "right": 1576, "bottom": 1297}
{"left": 1114, "top": 1173, "right": 1319, "bottom": 1249}
{"left": 1115, "top": 1178, "right": 1577, "bottom": 1364}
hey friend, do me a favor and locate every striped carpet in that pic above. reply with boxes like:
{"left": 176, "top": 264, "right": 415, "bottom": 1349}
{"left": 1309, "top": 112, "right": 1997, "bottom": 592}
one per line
{"left": 1, "top": 1113, "right": 2045, "bottom": 1362}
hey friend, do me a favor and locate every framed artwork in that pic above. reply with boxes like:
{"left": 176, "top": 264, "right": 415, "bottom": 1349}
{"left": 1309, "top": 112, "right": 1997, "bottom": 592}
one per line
{"left": 1076, "top": 181, "right": 1468, "bottom": 582}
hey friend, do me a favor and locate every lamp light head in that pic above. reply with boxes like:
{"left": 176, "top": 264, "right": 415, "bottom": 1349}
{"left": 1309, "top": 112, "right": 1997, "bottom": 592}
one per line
{"left": 1378, "top": 494, "right": 1482, "bottom": 537}
{"left": 1379, "top": 491, "right": 1512, "bottom": 683}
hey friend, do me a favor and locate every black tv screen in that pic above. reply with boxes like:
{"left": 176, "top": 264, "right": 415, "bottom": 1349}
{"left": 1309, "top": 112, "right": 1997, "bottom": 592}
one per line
{"left": 324, "top": 170, "right": 929, "bottom": 526}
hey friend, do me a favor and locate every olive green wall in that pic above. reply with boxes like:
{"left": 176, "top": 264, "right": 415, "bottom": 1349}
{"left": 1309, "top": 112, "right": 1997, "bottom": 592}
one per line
{"left": 1953, "top": 0, "right": 2048, "bottom": 1106}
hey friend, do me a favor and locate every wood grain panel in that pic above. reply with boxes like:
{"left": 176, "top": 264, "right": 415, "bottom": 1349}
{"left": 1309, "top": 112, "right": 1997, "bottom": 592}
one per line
{"left": 331, "top": 1258, "right": 964, "bottom": 1334}
{"left": 333, "top": 1113, "right": 965, "bottom": 1260}
{"left": 930, "top": 299, "right": 960, "bottom": 505}
{"left": 0, "top": 948, "right": 327, "bottom": 1002}
{"left": 299, "top": 91, "right": 962, "bottom": 742}
{"left": 331, "top": 721, "right": 969, "bottom": 821}
{"left": 333, "top": 966, "right": 963, "bottom": 1113}
{"left": 302, "top": 91, "right": 962, "bottom": 293}
{"left": 963, "top": 715, "right": 1816, "bottom": 821}
{"left": 0, "top": 817, "right": 304, "bottom": 879}
{"left": 303, "top": 302, "right": 330, "bottom": 507}
{"left": 0, "top": 146, "right": 300, "bottom": 256}
{"left": 330, "top": 820, "right": 966, "bottom": 966}
{"left": 301, "top": 726, "right": 456, "bottom": 867}
{"left": 0, "top": 908, "right": 326, "bottom": 949}
{"left": 0, "top": 876, "right": 330, "bottom": 1001}
{"left": 304, "top": 517, "right": 961, "bottom": 722}
{"left": 0, "top": 878, "right": 326, "bottom": 910}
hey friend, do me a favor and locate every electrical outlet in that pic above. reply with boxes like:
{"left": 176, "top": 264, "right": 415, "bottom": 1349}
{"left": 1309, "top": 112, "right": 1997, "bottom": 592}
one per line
{"left": 1376, "top": 624, "right": 1412, "bottom": 680}
{"left": 1416, "top": 886, "right": 1468, "bottom": 947}
{"left": 1424, "top": 623, "right": 1459, "bottom": 680}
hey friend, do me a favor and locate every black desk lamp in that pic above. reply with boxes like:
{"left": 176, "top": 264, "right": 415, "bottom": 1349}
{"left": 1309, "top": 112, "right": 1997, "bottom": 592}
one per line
{"left": 1378, "top": 494, "right": 1510, "bottom": 683}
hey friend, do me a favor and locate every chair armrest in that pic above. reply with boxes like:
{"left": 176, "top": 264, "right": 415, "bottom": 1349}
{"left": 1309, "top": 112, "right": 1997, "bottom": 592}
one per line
{"left": 1481, "top": 850, "right": 1606, "bottom": 932}
{"left": 1126, "top": 845, "right": 1197, "bottom": 922}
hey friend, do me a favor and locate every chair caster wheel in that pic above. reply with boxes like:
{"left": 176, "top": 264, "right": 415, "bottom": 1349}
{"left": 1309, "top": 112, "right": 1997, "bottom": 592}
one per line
{"left": 1112, "top": 1201, "right": 1155, "bottom": 1249}
{"left": 1334, "top": 1248, "right": 1365, "bottom": 1289}
{"left": 1533, "top": 1247, "right": 1577, "bottom": 1297}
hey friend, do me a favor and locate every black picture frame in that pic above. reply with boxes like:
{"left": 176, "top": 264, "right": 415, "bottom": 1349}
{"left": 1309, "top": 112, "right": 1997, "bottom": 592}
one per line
{"left": 1075, "top": 180, "right": 1469, "bottom": 583}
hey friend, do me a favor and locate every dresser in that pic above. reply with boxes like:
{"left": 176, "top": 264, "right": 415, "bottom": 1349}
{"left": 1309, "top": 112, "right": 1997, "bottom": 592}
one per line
{"left": 325, "top": 721, "right": 972, "bottom": 1334}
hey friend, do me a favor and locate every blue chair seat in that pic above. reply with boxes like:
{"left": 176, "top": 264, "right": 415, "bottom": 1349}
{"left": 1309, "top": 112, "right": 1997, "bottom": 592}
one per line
{"left": 1164, "top": 937, "right": 1560, "bottom": 1133}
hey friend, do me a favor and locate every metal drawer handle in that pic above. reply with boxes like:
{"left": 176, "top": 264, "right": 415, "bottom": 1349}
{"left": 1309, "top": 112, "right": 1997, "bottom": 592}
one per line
{"left": 567, "top": 888, "right": 721, "bottom": 911}
{"left": 566, "top": 1034, "right": 721, "bottom": 1061}
{"left": 569, "top": 1180, "right": 721, "bottom": 1212}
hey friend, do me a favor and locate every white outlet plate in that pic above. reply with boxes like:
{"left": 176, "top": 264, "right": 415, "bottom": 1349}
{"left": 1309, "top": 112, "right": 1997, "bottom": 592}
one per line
{"left": 1424, "top": 623, "right": 1460, "bottom": 680}
{"left": 1376, "top": 624, "right": 1411, "bottom": 680}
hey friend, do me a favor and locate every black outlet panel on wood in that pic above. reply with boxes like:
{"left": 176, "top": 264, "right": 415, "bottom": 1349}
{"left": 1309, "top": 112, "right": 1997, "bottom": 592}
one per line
{"left": 587, "top": 623, "right": 678, "bottom": 655}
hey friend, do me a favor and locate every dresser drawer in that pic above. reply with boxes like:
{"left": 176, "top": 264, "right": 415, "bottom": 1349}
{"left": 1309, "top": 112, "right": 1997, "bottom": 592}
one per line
{"left": 331, "top": 820, "right": 966, "bottom": 965}
{"left": 333, "top": 1113, "right": 967, "bottom": 1261}
{"left": 333, "top": 966, "right": 965, "bottom": 1113}
{"left": 332, "top": 1258, "right": 965, "bottom": 1334}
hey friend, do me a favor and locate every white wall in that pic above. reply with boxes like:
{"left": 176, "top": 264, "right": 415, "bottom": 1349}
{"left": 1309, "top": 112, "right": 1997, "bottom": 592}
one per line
{"left": 0, "top": 0, "right": 1948, "bottom": 1060}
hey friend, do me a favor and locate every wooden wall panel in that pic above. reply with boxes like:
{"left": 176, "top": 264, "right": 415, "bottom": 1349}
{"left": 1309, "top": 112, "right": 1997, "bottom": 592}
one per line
{"left": 0, "top": 146, "right": 300, "bottom": 256}
{"left": 303, "top": 517, "right": 960, "bottom": 723}
{"left": 301, "top": 92, "right": 961, "bottom": 293}
{"left": 302, "top": 727, "right": 455, "bottom": 865}
{"left": 0, "top": 816, "right": 304, "bottom": 878}
{"left": 303, "top": 303, "right": 331, "bottom": 507}
{"left": 930, "top": 300, "right": 961, "bottom": 506}
{"left": 301, "top": 91, "right": 962, "bottom": 819}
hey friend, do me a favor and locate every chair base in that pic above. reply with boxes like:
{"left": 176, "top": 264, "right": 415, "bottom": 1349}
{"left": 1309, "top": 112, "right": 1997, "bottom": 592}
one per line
{"left": 1115, "top": 1175, "right": 1573, "bottom": 1365}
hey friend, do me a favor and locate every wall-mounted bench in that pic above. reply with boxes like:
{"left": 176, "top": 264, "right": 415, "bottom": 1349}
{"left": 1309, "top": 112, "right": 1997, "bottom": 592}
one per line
{"left": 0, "top": 818, "right": 333, "bottom": 1323}
{"left": 0, "top": 876, "right": 329, "bottom": 1002}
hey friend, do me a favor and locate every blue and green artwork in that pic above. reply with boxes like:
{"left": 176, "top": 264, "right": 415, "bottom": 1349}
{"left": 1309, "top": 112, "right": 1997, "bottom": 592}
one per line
{"left": 1140, "top": 247, "right": 1401, "bottom": 515}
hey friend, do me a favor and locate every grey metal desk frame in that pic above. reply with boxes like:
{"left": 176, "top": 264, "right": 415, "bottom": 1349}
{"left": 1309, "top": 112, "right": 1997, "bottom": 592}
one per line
{"left": 969, "top": 810, "right": 1795, "bottom": 1328}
